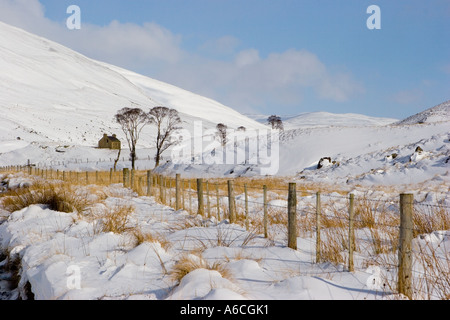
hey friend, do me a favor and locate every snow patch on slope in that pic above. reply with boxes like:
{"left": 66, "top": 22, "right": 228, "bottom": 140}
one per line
{"left": 395, "top": 100, "right": 450, "bottom": 125}
{"left": 246, "top": 112, "right": 398, "bottom": 130}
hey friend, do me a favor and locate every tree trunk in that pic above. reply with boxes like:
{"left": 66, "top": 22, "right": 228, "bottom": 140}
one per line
{"left": 131, "top": 146, "right": 136, "bottom": 170}
{"left": 114, "top": 148, "right": 121, "bottom": 171}
{"left": 154, "top": 149, "right": 161, "bottom": 168}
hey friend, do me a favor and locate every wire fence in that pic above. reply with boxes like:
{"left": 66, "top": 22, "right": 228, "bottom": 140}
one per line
{"left": 1, "top": 165, "right": 449, "bottom": 300}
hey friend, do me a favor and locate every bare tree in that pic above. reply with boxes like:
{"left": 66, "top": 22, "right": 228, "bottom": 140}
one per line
{"left": 113, "top": 148, "right": 121, "bottom": 171}
{"left": 149, "top": 106, "right": 182, "bottom": 168}
{"left": 115, "top": 107, "right": 150, "bottom": 170}
{"left": 267, "top": 115, "right": 284, "bottom": 131}
{"left": 216, "top": 123, "right": 228, "bottom": 146}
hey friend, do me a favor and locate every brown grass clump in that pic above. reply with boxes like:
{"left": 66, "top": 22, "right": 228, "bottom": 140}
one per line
{"left": 415, "top": 240, "right": 450, "bottom": 300}
{"left": 169, "top": 253, "right": 231, "bottom": 285}
{"left": 353, "top": 196, "right": 399, "bottom": 256}
{"left": 319, "top": 227, "right": 348, "bottom": 265}
{"left": 1, "top": 180, "right": 91, "bottom": 214}
{"left": 132, "top": 228, "right": 172, "bottom": 250}
{"left": 99, "top": 203, "right": 135, "bottom": 234}
{"left": 414, "top": 204, "right": 450, "bottom": 237}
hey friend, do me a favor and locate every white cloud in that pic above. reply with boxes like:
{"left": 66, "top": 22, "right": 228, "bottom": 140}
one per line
{"left": 0, "top": 0, "right": 51, "bottom": 31}
{"left": 0, "top": 0, "right": 183, "bottom": 72}
{"left": 64, "top": 21, "right": 183, "bottom": 70}
{"left": 235, "top": 49, "right": 260, "bottom": 67}
{"left": 318, "top": 73, "right": 365, "bottom": 102}
{"left": 200, "top": 35, "right": 240, "bottom": 57}
{"left": 159, "top": 48, "right": 363, "bottom": 112}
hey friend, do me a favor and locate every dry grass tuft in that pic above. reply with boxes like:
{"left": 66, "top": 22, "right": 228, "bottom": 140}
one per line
{"left": 1, "top": 180, "right": 91, "bottom": 214}
{"left": 132, "top": 228, "right": 172, "bottom": 250}
{"left": 414, "top": 240, "right": 450, "bottom": 300}
{"left": 414, "top": 205, "right": 450, "bottom": 237}
{"left": 99, "top": 203, "right": 135, "bottom": 234}
{"left": 169, "top": 252, "right": 231, "bottom": 285}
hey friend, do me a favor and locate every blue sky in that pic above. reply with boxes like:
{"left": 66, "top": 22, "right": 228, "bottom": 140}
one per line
{"left": 1, "top": 0, "right": 449, "bottom": 119}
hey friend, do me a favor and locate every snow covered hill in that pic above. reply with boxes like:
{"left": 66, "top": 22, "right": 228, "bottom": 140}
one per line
{"left": 277, "top": 120, "right": 449, "bottom": 184}
{"left": 155, "top": 101, "right": 449, "bottom": 186}
{"left": 0, "top": 21, "right": 264, "bottom": 149}
{"left": 394, "top": 100, "right": 450, "bottom": 126}
{"left": 246, "top": 112, "right": 398, "bottom": 130}
{"left": 0, "top": 21, "right": 448, "bottom": 187}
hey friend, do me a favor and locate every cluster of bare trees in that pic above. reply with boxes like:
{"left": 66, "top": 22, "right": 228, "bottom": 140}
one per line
{"left": 114, "top": 107, "right": 284, "bottom": 170}
{"left": 215, "top": 115, "right": 283, "bottom": 148}
{"left": 267, "top": 115, "right": 284, "bottom": 130}
{"left": 115, "top": 106, "right": 182, "bottom": 170}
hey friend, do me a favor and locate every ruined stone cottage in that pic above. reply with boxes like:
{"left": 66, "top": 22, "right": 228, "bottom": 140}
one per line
{"left": 98, "top": 133, "right": 121, "bottom": 150}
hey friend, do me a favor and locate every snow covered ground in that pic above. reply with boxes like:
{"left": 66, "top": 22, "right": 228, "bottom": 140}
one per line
{"left": 0, "top": 21, "right": 449, "bottom": 301}
{"left": 0, "top": 172, "right": 449, "bottom": 301}
{"left": 1, "top": 105, "right": 448, "bottom": 187}
{"left": 0, "top": 177, "right": 406, "bottom": 300}
{"left": 246, "top": 111, "right": 398, "bottom": 130}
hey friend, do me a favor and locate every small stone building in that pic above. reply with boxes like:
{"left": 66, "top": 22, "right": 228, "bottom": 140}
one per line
{"left": 98, "top": 133, "right": 121, "bottom": 150}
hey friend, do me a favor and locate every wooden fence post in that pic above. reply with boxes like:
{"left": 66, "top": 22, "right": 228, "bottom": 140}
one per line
{"left": 228, "top": 180, "right": 236, "bottom": 223}
{"left": 263, "top": 185, "right": 268, "bottom": 238}
{"left": 316, "top": 192, "right": 321, "bottom": 263}
{"left": 398, "top": 193, "right": 414, "bottom": 299}
{"left": 288, "top": 183, "right": 297, "bottom": 250}
{"left": 216, "top": 183, "right": 220, "bottom": 221}
{"left": 146, "top": 171, "right": 152, "bottom": 196}
{"left": 189, "top": 180, "right": 192, "bottom": 214}
{"left": 206, "top": 181, "right": 211, "bottom": 218}
{"left": 123, "top": 168, "right": 129, "bottom": 188}
{"left": 138, "top": 176, "right": 143, "bottom": 195}
{"left": 182, "top": 179, "right": 185, "bottom": 210}
{"left": 244, "top": 184, "right": 249, "bottom": 231}
{"left": 348, "top": 193, "right": 355, "bottom": 272}
{"left": 130, "top": 169, "right": 135, "bottom": 191}
{"left": 175, "top": 174, "right": 181, "bottom": 210}
{"left": 163, "top": 176, "right": 167, "bottom": 204}
{"left": 168, "top": 177, "right": 172, "bottom": 206}
{"left": 197, "top": 179, "right": 204, "bottom": 217}
{"left": 159, "top": 175, "right": 164, "bottom": 203}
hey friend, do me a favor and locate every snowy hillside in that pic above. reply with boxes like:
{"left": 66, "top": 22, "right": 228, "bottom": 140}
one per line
{"left": 277, "top": 120, "right": 449, "bottom": 184}
{"left": 247, "top": 112, "right": 398, "bottom": 130}
{"left": 153, "top": 99, "right": 450, "bottom": 187}
{"left": 0, "top": 21, "right": 448, "bottom": 187}
{"left": 0, "top": 21, "right": 264, "bottom": 149}
{"left": 395, "top": 100, "right": 450, "bottom": 126}
{"left": 153, "top": 117, "right": 449, "bottom": 186}
{"left": 0, "top": 20, "right": 449, "bottom": 303}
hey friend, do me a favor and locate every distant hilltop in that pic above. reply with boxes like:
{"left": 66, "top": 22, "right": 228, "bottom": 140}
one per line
{"left": 395, "top": 100, "right": 450, "bottom": 126}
